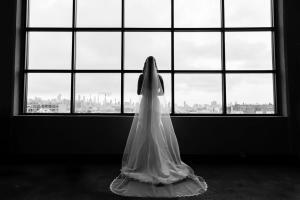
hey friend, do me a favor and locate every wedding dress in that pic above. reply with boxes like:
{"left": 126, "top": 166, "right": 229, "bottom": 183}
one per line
{"left": 110, "top": 56, "right": 207, "bottom": 197}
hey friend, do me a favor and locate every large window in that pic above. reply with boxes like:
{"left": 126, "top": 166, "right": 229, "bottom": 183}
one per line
{"left": 24, "top": 0, "right": 277, "bottom": 115}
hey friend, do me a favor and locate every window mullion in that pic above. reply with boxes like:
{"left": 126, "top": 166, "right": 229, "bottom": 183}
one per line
{"left": 221, "top": 0, "right": 227, "bottom": 115}
{"left": 121, "top": 0, "right": 125, "bottom": 114}
{"left": 171, "top": 0, "right": 175, "bottom": 115}
{"left": 22, "top": 0, "right": 30, "bottom": 114}
{"left": 271, "top": 0, "right": 279, "bottom": 115}
{"left": 70, "top": 0, "right": 77, "bottom": 114}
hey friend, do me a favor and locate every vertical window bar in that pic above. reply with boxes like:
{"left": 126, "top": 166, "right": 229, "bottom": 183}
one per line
{"left": 271, "top": 0, "right": 276, "bottom": 72}
{"left": 26, "top": 0, "right": 30, "bottom": 28}
{"left": 221, "top": 0, "right": 227, "bottom": 115}
{"left": 22, "top": 0, "right": 30, "bottom": 114}
{"left": 70, "top": 0, "right": 77, "bottom": 113}
{"left": 171, "top": 0, "right": 175, "bottom": 114}
{"left": 271, "top": 0, "right": 275, "bottom": 27}
{"left": 271, "top": 0, "right": 279, "bottom": 115}
{"left": 121, "top": 0, "right": 125, "bottom": 114}
{"left": 23, "top": 74, "right": 28, "bottom": 114}
{"left": 271, "top": 33, "right": 278, "bottom": 115}
{"left": 23, "top": 33, "right": 29, "bottom": 114}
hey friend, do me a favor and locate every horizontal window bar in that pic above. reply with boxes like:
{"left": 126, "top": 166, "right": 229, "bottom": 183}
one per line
{"left": 223, "top": 70, "right": 276, "bottom": 73}
{"left": 24, "top": 69, "right": 122, "bottom": 73}
{"left": 24, "top": 69, "right": 276, "bottom": 73}
{"left": 26, "top": 27, "right": 275, "bottom": 32}
{"left": 172, "top": 113, "right": 278, "bottom": 116}
{"left": 175, "top": 27, "right": 275, "bottom": 32}
{"left": 22, "top": 113, "right": 278, "bottom": 116}
{"left": 174, "top": 70, "right": 275, "bottom": 73}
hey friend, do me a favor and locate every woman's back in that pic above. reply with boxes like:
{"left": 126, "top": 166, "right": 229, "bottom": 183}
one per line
{"left": 110, "top": 56, "right": 207, "bottom": 197}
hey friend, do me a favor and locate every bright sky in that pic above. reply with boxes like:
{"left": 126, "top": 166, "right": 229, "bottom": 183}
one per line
{"left": 27, "top": 0, "right": 274, "bottom": 106}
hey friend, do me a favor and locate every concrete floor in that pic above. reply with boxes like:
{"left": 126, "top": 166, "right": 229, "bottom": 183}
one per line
{"left": 0, "top": 163, "right": 299, "bottom": 200}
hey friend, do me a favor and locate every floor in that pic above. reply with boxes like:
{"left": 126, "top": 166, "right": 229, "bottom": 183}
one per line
{"left": 0, "top": 163, "right": 299, "bottom": 200}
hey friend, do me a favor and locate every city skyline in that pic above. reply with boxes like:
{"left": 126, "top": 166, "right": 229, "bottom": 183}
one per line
{"left": 27, "top": 73, "right": 275, "bottom": 106}
{"left": 27, "top": 93, "right": 274, "bottom": 114}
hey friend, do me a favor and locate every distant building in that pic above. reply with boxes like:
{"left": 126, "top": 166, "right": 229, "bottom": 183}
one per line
{"left": 27, "top": 96, "right": 274, "bottom": 115}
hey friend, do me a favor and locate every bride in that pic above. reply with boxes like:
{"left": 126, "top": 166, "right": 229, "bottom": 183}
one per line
{"left": 110, "top": 56, "right": 207, "bottom": 197}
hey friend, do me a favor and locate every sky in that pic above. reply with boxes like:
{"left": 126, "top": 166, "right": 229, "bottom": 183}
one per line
{"left": 27, "top": 0, "right": 274, "bottom": 106}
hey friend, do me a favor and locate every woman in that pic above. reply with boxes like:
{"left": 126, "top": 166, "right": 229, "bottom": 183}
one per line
{"left": 110, "top": 56, "right": 207, "bottom": 197}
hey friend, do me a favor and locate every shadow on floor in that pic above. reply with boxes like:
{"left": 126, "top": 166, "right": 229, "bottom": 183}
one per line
{"left": 0, "top": 163, "right": 299, "bottom": 200}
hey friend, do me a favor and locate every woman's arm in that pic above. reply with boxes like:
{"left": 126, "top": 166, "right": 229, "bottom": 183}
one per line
{"left": 158, "top": 75, "right": 164, "bottom": 95}
{"left": 137, "top": 74, "right": 143, "bottom": 95}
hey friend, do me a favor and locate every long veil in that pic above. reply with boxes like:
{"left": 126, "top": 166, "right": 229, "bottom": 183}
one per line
{"left": 110, "top": 56, "right": 207, "bottom": 197}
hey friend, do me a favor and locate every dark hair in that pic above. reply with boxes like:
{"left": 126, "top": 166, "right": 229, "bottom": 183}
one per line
{"left": 143, "top": 56, "right": 158, "bottom": 74}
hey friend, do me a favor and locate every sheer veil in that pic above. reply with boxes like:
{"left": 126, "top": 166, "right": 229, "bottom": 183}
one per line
{"left": 110, "top": 56, "right": 207, "bottom": 197}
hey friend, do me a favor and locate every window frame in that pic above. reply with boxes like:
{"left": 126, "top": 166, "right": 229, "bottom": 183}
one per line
{"left": 20, "top": 0, "right": 280, "bottom": 116}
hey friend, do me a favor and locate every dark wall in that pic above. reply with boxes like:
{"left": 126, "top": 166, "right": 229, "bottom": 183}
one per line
{"left": 284, "top": 0, "right": 300, "bottom": 157}
{"left": 1, "top": 0, "right": 16, "bottom": 155}
{"left": 10, "top": 116, "right": 289, "bottom": 156}
{"left": 1, "top": 0, "right": 299, "bottom": 158}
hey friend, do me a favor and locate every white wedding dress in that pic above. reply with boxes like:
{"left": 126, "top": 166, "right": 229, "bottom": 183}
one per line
{"left": 110, "top": 56, "right": 207, "bottom": 197}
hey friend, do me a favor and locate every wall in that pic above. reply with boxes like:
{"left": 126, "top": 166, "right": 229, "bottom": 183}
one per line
{"left": 10, "top": 116, "right": 289, "bottom": 157}
{"left": 284, "top": 0, "right": 300, "bottom": 157}
{"left": 1, "top": 0, "right": 299, "bottom": 159}
{"left": 0, "top": 0, "right": 16, "bottom": 155}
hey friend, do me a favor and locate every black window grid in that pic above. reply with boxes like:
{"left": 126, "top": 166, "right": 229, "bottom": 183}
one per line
{"left": 21, "top": 0, "right": 279, "bottom": 116}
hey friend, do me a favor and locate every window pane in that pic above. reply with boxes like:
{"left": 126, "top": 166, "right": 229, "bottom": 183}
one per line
{"left": 225, "top": 0, "right": 272, "bottom": 27}
{"left": 125, "top": 0, "right": 170, "bottom": 27}
{"left": 124, "top": 73, "right": 140, "bottom": 113}
{"left": 77, "top": 0, "right": 121, "bottom": 27}
{"left": 28, "top": 32, "right": 72, "bottom": 69}
{"left": 226, "top": 74, "right": 274, "bottom": 114}
{"left": 28, "top": 0, "right": 72, "bottom": 27}
{"left": 26, "top": 73, "right": 71, "bottom": 113}
{"left": 174, "top": 32, "right": 221, "bottom": 70}
{"left": 174, "top": 0, "right": 220, "bottom": 28}
{"left": 75, "top": 73, "right": 120, "bottom": 113}
{"left": 125, "top": 32, "right": 171, "bottom": 70}
{"left": 76, "top": 32, "right": 121, "bottom": 69}
{"left": 124, "top": 73, "right": 171, "bottom": 113}
{"left": 175, "top": 74, "right": 222, "bottom": 113}
{"left": 225, "top": 32, "right": 273, "bottom": 70}
{"left": 160, "top": 73, "right": 172, "bottom": 113}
